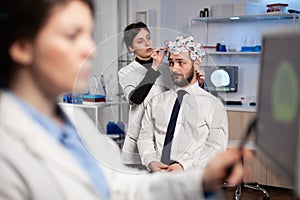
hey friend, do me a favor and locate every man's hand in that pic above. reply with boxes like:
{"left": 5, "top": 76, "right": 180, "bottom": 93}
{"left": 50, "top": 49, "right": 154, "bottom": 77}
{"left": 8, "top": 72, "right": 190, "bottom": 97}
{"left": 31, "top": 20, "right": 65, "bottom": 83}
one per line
{"left": 167, "top": 163, "right": 183, "bottom": 172}
{"left": 148, "top": 161, "right": 169, "bottom": 172}
{"left": 196, "top": 69, "right": 205, "bottom": 87}
{"left": 151, "top": 47, "right": 167, "bottom": 71}
{"left": 202, "top": 148, "right": 244, "bottom": 193}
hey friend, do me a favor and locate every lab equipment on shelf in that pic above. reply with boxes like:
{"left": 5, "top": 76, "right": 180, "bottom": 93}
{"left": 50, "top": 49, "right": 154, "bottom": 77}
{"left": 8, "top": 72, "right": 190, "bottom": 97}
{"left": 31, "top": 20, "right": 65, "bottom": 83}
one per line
{"left": 62, "top": 93, "right": 83, "bottom": 104}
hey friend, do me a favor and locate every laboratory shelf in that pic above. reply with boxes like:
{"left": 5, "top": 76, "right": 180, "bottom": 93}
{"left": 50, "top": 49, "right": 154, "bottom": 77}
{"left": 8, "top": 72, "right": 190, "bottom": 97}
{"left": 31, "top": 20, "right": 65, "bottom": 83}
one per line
{"left": 189, "top": 13, "right": 299, "bottom": 24}
{"left": 207, "top": 52, "right": 261, "bottom": 56}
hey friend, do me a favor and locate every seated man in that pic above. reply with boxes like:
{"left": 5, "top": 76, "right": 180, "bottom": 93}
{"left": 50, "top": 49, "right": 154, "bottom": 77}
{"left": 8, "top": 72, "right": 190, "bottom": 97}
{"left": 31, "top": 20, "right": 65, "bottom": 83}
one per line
{"left": 137, "top": 36, "right": 228, "bottom": 172}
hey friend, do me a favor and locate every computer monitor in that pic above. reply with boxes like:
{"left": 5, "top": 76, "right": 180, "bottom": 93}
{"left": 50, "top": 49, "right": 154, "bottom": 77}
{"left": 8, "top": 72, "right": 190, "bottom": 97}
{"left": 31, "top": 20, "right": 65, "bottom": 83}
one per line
{"left": 255, "top": 29, "right": 300, "bottom": 195}
{"left": 202, "top": 66, "right": 238, "bottom": 92}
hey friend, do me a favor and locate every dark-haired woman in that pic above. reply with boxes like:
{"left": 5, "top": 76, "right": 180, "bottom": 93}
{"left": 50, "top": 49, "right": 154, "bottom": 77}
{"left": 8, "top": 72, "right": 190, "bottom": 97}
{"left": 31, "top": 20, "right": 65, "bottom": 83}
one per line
{"left": 118, "top": 22, "right": 172, "bottom": 166}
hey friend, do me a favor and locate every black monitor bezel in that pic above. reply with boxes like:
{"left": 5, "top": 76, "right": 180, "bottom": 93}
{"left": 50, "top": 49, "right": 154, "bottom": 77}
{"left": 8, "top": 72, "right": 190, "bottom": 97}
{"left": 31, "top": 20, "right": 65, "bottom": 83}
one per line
{"left": 255, "top": 30, "right": 300, "bottom": 192}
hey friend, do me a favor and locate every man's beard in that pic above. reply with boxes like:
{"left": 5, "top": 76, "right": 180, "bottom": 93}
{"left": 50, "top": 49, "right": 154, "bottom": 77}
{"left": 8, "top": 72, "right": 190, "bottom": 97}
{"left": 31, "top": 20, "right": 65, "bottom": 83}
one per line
{"left": 172, "top": 67, "right": 194, "bottom": 87}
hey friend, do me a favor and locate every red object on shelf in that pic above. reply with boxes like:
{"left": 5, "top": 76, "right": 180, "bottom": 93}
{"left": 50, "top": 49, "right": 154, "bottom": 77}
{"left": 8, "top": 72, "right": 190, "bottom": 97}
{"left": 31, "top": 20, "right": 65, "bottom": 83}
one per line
{"left": 266, "top": 3, "right": 288, "bottom": 7}
{"left": 203, "top": 45, "right": 217, "bottom": 51}
{"left": 266, "top": 3, "right": 288, "bottom": 13}
{"left": 203, "top": 45, "right": 216, "bottom": 49}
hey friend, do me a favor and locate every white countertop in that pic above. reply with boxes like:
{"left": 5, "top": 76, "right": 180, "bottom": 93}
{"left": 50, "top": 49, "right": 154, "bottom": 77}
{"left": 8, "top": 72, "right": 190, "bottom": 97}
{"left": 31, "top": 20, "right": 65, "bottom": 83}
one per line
{"left": 59, "top": 102, "right": 255, "bottom": 112}
{"left": 225, "top": 105, "right": 257, "bottom": 112}
{"left": 58, "top": 101, "right": 128, "bottom": 108}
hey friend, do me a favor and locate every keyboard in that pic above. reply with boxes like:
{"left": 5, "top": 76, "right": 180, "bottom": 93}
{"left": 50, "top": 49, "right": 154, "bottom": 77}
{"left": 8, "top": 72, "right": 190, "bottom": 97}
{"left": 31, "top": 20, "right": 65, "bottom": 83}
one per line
{"left": 225, "top": 101, "right": 243, "bottom": 105}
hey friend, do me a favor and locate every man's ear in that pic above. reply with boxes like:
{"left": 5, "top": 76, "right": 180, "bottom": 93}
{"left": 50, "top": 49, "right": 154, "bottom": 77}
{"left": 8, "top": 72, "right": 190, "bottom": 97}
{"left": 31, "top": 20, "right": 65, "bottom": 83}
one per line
{"left": 9, "top": 40, "right": 33, "bottom": 66}
{"left": 193, "top": 59, "right": 201, "bottom": 71}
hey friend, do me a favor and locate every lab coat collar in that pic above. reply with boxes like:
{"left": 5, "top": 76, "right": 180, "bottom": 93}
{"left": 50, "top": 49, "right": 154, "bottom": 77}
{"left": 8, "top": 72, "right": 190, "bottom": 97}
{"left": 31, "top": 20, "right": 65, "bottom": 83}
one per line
{"left": 172, "top": 81, "right": 206, "bottom": 95}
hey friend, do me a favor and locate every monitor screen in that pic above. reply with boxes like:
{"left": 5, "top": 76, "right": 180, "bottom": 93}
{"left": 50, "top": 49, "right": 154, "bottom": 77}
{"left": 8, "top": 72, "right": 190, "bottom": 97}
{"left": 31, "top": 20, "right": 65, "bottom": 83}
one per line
{"left": 202, "top": 66, "right": 238, "bottom": 92}
{"left": 255, "top": 30, "right": 300, "bottom": 193}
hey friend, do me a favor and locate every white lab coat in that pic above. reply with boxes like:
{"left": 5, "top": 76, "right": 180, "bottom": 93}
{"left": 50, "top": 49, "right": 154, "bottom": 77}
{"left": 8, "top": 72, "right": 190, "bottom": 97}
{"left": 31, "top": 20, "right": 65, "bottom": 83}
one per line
{"left": 118, "top": 61, "right": 173, "bottom": 164}
{"left": 137, "top": 82, "right": 228, "bottom": 170}
{"left": 0, "top": 90, "right": 206, "bottom": 200}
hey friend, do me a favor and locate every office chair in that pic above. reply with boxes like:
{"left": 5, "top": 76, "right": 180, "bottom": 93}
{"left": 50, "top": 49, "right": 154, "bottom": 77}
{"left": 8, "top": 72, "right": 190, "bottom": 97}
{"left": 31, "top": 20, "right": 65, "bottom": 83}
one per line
{"left": 222, "top": 148, "right": 270, "bottom": 200}
{"left": 225, "top": 118, "right": 270, "bottom": 200}
{"left": 234, "top": 182, "right": 270, "bottom": 200}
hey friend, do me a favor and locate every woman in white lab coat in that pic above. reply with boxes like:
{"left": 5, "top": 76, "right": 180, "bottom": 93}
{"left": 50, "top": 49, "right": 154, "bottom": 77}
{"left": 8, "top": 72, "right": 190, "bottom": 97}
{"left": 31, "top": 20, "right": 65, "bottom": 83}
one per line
{"left": 0, "top": 0, "right": 245, "bottom": 199}
{"left": 118, "top": 22, "right": 173, "bottom": 165}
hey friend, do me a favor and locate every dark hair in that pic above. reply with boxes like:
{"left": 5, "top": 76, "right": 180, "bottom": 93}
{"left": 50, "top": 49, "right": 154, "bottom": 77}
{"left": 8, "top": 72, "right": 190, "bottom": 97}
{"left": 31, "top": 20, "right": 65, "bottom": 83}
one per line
{"left": 123, "top": 22, "right": 150, "bottom": 51}
{"left": 0, "top": 0, "right": 95, "bottom": 88}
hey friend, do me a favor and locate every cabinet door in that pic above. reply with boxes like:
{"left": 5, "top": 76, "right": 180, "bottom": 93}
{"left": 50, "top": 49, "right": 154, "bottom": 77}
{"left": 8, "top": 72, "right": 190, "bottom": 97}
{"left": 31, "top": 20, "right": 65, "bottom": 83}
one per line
{"left": 245, "top": 154, "right": 267, "bottom": 185}
{"left": 266, "top": 166, "right": 292, "bottom": 188}
{"left": 226, "top": 110, "right": 256, "bottom": 140}
{"left": 226, "top": 110, "right": 294, "bottom": 188}
{"left": 226, "top": 111, "right": 266, "bottom": 184}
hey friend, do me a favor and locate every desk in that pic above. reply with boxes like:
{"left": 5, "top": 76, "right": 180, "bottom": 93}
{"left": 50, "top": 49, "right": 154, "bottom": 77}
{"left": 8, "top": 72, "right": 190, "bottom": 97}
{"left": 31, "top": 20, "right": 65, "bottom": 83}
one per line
{"left": 59, "top": 101, "right": 128, "bottom": 132}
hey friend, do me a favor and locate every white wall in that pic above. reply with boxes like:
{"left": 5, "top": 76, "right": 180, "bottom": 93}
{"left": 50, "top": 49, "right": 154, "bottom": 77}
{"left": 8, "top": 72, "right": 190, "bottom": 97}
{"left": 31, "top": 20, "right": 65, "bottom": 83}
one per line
{"left": 91, "top": 0, "right": 124, "bottom": 131}
{"left": 93, "top": 0, "right": 119, "bottom": 76}
{"left": 127, "top": 0, "right": 161, "bottom": 28}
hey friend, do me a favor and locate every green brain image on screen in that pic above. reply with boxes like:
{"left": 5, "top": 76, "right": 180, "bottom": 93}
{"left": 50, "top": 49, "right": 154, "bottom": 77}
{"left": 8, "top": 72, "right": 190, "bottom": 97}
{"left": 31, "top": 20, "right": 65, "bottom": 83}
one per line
{"left": 272, "top": 61, "right": 299, "bottom": 123}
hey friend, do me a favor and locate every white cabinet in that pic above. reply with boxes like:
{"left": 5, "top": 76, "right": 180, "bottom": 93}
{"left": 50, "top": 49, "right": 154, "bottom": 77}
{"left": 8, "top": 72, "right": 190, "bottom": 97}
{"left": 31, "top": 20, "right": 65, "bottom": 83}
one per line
{"left": 59, "top": 101, "right": 128, "bottom": 134}
{"left": 59, "top": 101, "right": 129, "bottom": 148}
